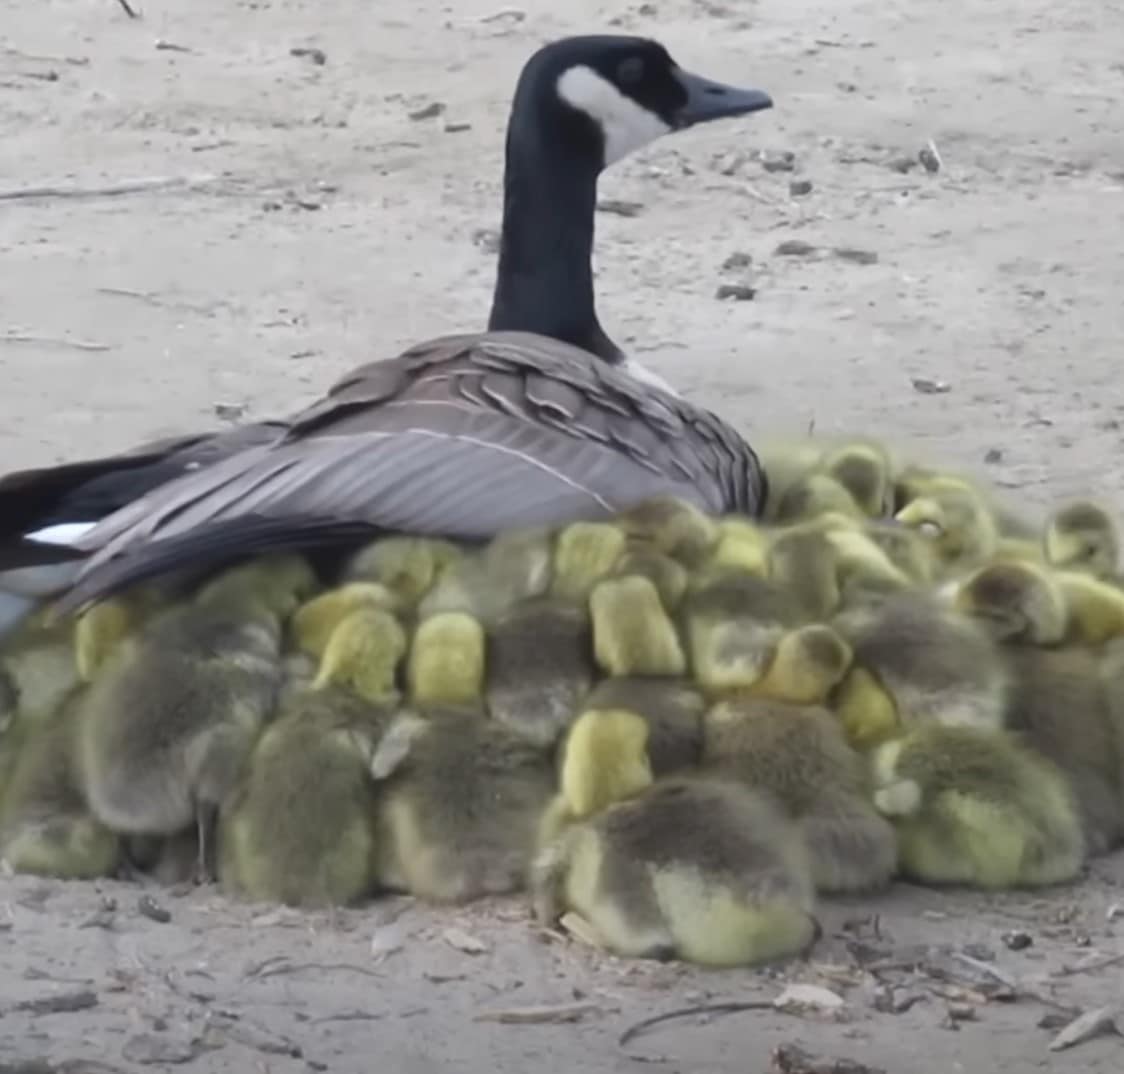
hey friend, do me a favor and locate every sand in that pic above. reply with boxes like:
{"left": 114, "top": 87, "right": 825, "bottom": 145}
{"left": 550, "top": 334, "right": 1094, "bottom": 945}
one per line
{"left": 1, "top": 0, "right": 1123, "bottom": 1070}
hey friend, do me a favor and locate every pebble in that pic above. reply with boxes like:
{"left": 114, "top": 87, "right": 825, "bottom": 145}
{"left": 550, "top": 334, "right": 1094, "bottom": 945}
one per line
{"left": 596, "top": 198, "right": 644, "bottom": 217}
{"left": 789, "top": 179, "right": 814, "bottom": 196}
{"left": 722, "top": 251, "right": 753, "bottom": 271}
{"left": 833, "top": 247, "right": 879, "bottom": 265}
{"left": 1001, "top": 930, "right": 1033, "bottom": 951}
{"left": 774, "top": 239, "right": 818, "bottom": 257}
{"left": 761, "top": 151, "right": 796, "bottom": 173}
{"left": 715, "top": 283, "right": 756, "bottom": 301}
{"left": 408, "top": 101, "right": 445, "bottom": 121}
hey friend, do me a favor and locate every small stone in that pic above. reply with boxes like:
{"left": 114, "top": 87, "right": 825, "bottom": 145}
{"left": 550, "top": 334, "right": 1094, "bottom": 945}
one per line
{"left": 722, "top": 251, "right": 753, "bottom": 271}
{"left": 213, "top": 402, "right": 247, "bottom": 421}
{"left": 1001, "top": 930, "right": 1033, "bottom": 951}
{"left": 774, "top": 239, "right": 818, "bottom": 257}
{"left": 137, "top": 894, "right": 171, "bottom": 924}
{"left": 789, "top": 179, "right": 813, "bottom": 197}
{"left": 443, "top": 926, "right": 489, "bottom": 954}
{"left": 984, "top": 447, "right": 1004, "bottom": 464}
{"left": 444, "top": 121, "right": 472, "bottom": 133}
{"left": 919, "top": 141, "right": 942, "bottom": 173}
{"left": 833, "top": 247, "right": 879, "bottom": 266}
{"left": 715, "top": 283, "right": 756, "bottom": 302}
{"left": 596, "top": 198, "right": 644, "bottom": 217}
{"left": 290, "top": 46, "right": 327, "bottom": 66}
{"left": 1107, "top": 902, "right": 1123, "bottom": 922}
{"left": 761, "top": 151, "right": 797, "bottom": 173}
{"left": 471, "top": 228, "right": 500, "bottom": 254}
{"left": 911, "top": 377, "right": 951, "bottom": 395}
{"left": 408, "top": 101, "right": 445, "bottom": 121}
{"left": 946, "top": 1003, "right": 976, "bottom": 1022}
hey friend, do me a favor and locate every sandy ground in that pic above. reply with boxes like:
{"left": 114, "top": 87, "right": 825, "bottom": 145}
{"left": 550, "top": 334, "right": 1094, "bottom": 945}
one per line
{"left": 1, "top": 0, "right": 1123, "bottom": 1070}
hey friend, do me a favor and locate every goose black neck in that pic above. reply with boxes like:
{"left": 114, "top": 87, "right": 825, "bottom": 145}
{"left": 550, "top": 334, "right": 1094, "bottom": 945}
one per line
{"left": 487, "top": 123, "right": 623, "bottom": 363}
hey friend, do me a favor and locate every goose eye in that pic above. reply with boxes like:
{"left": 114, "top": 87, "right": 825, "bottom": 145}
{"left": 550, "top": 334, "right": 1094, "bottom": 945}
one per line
{"left": 617, "top": 56, "right": 645, "bottom": 87}
{"left": 918, "top": 520, "right": 943, "bottom": 539}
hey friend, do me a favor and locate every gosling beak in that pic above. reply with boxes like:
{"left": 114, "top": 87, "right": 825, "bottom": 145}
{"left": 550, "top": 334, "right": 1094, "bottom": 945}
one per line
{"left": 670, "top": 68, "right": 774, "bottom": 129}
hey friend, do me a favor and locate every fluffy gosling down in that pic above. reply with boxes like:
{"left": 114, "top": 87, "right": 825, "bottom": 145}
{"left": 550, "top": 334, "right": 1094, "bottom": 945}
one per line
{"left": 77, "top": 555, "right": 317, "bottom": 883}
{"left": 871, "top": 725, "right": 1085, "bottom": 888}
{"left": 532, "top": 708, "right": 819, "bottom": 966}
{"left": 219, "top": 606, "right": 408, "bottom": 907}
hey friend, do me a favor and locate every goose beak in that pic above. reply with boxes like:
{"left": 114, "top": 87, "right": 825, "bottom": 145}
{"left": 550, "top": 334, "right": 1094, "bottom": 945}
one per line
{"left": 670, "top": 68, "right": 773, "bottom": 129}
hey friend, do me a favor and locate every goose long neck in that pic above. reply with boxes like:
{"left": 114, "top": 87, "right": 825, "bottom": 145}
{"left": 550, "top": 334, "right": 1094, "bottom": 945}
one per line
{"left": 487, "top": 133, "right": 622, "bottom": 363}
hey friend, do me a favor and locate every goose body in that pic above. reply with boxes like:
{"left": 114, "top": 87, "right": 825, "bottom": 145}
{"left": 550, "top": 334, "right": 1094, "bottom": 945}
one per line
{"left": 1, "top": 35, "right": 774, "bottom": 615}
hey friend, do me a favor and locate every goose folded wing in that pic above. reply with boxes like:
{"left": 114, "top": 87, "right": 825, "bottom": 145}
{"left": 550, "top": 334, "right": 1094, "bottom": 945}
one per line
{"left": 57, "top": 333, "right": 763, "bottom": 610}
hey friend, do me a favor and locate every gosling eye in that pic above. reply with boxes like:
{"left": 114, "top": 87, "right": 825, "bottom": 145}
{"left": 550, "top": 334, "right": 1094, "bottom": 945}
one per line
{"left": 918, "top": 520, "right": 944, "bottom": 539}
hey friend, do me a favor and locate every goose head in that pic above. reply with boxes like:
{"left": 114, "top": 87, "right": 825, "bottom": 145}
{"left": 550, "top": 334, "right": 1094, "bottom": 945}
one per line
{"left": 489, "top": 36, "right": 773, "bottom": 368}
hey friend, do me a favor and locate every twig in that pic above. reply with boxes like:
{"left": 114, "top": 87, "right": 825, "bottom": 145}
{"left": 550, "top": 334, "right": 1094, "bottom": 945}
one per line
{"left": 244, "top": 958, "right": 382, "bottom": 982}
{"left": 474, "top": 1002, "right": 603, "bottom": 1025}
{"left": 0, "top": 333, "right": 110, "bottom": 352}
{"left": 10, "top": 989, "right": 99, "bottom": 1015}
{"left": 0, "top": 174, "right": 219, "bottom": 203}
{"left": 1052, "top": 951, "right": 1124, "bottom": 978}
{"left": 116, "top": 0, "right": 140, "bottom": 17}
{"left": 619, "top": 1001, "right": 775, "bottom": 1047}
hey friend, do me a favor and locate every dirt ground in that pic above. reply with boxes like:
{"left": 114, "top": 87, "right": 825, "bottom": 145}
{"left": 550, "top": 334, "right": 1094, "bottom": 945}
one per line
{"left": 2, "top": 0, "right": 1123, "bottom": 1070}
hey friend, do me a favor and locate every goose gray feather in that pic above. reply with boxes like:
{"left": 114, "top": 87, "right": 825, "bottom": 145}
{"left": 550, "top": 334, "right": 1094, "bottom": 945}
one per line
{"left": 56, "top": 331, "right": 765, "bottom": 611}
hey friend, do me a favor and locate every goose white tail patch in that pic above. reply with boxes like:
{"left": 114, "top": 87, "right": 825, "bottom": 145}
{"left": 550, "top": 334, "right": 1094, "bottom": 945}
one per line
{"left": 556, "top": 65, "right": 672, "bottom": 166}
{"left": 620, "top": 358, "right": 679, "bottom": 397}
{"left": 24, "top": 521, "right": 97, "bottom": 546}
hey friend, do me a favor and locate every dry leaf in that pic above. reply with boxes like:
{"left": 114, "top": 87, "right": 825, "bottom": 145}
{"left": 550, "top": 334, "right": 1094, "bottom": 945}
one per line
{"left": 443, "top": 927, "right": 489, "bottom": 954}
{"left": 558, "top": 911, "right": 604, "bottom": 950}
{"left": 774, "top": 984, "right": 845, "bottom": 1012}
{"left": 370, "top": 922, "right": 407, "bottom": 963}
{"left": 1049, "top": 1006, "right": 1120, "bottom": 1051}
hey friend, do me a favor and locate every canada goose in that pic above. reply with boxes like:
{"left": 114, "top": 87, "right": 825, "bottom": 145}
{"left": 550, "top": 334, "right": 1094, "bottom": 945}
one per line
{"left": 219, "top": 608, "right": 406, "bottom": 907}
{"left": 1044, "top": 500, "right": 1120, "bottom": 579}
{"left": 702, "top": 698, "right": 898, "bottom": 893}
{"left": 685, "top": 569, "right": 800, "bottom": 695}
{"left": 533, "top": 708, "right": 819, "bottom": 965}
{"left": 77, "top": 555, "right": 316, "bottom": 882}
{"left": 832, "top": 590, "right": 1010, "bottom": 734}
{"left": 767, "top": 522, "right": 909, "bottom": 619}
{"left": 375, "top": 708, "right": 556, "bottom": 903}
{"left": 748, "top": 623, "right": 853, "bottom": 705}
{"left": 956, "top": 558, "right": 1124, "bottom": 646}
{"left": 38, "top": 36, "right": 773, "bottom": 613}
{"left": 0, "top": 687, "right": 120, "bottom": 879}
{"left": 589, "top": 572, "right": 686, "bottom": 677}
{"left": 871, "top": 724, "right": 1086, "bottom": 888}
{"left": 580, "top": 675, "right": 707, "bottom": 776}
{"left": 820, "top": 440, "right": 894, "bottom": 518}
{"left": 894, "top": 477, "right": 998, "bottom": 573}
{"left": 487, "top": 598, "right": 593, "bottom": 747}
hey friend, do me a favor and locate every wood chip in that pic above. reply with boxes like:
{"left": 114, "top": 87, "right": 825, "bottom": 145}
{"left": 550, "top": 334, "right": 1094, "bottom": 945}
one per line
{"left": 1049, "top": 1006, "right": 1120, "bottom": 1051}
{"left": 12, "top": 990, "right": 98, "bottom": 1015}
{"left": 774, "top": 984, "right": 846, "bottom": 1013}
{"left": 558, "top": 911, "right": 603, "bottom": 949}
{"left": 475, "top": 1001, "right": 602, "bottom": 1025}
{"left": 136, "top": 895, "right": 170, "bottom": 924}
{"left": 442, "top": 927, "right": 489, "bottom": 954}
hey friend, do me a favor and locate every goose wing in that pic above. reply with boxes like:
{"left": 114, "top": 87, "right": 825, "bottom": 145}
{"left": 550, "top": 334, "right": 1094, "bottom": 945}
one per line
{"left": 0, "top": 420, "right": 288, "bottom": 559}
{"left": 57, "top": 331, "right": 764, "bottom": 610}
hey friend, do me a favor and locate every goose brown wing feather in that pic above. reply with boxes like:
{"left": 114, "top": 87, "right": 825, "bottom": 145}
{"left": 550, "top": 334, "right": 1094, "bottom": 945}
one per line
{"left": 59, "top": 331, "right": 764, "bottom": 607}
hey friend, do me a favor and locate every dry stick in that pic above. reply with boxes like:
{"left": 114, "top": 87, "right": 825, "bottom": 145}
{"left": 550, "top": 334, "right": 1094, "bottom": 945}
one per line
{"left": 116, "top": 0, "right": 140, "bottom": 17}
{"left": 619, "top": 1001, "right": 775, "bottom": 1048}
{"left": 474, "top": 1002, "right": 603, "bottom": 1025}
{"left": 1052, "top": 951, "right": 1124, "bottom": 978}
{"left": 1, "top": 333, "right": 110, "bottom": 352}
{"left": 0, "top": 174, "right": 219, "bottom": 203}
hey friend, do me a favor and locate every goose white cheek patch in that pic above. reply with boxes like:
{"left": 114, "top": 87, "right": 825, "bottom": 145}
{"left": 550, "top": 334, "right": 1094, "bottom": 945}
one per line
{"left": 556, "top": 65, "right": 672, "bottom": 166}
